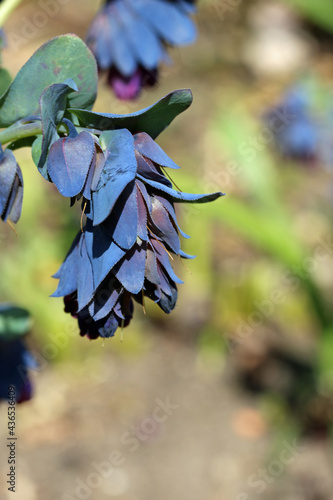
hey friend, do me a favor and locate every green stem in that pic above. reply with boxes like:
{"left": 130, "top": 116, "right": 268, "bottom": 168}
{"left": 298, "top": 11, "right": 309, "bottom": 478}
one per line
{"left": 0, "top": 0, "right": 23, "bottom": 27}
{"left": 0, "top": 122, "right": 42, "bottom": 145}
{"left": 0, "top": 121, "right": 103, "bottom": 147}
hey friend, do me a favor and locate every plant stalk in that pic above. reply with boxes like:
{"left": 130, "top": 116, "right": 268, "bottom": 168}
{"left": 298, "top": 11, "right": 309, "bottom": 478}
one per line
{"left": 0, "top": 122, "right": 43, "bottom": 145}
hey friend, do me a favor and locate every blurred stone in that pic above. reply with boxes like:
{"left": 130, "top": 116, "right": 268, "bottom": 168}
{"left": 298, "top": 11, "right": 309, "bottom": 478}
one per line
{"left": 231, "top": 407, "right": 267, "bottom": 439}
{"left": 242, "top": 1, "right": 314, "bottom": 76}
{"left": 101, "top": 469, "right": 130, "bottom": 497}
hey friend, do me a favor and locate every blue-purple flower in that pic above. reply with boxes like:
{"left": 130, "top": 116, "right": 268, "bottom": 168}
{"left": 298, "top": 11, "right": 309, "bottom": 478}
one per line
{"left": 86, "top": 0, "right": 197, "bottom": 99}
{"left": 38, "top": 88, "right": 224, "bottom": 339}
{"left": 51, "top": 129, "right": 223, "bottom": 339}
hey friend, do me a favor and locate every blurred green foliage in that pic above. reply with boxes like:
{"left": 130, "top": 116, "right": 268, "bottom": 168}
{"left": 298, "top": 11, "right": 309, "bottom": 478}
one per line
{"left": 281, "top": 0, "right": 333, "bottom": 33}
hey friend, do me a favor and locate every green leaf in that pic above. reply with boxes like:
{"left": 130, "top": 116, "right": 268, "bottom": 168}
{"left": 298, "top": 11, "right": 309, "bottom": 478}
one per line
{"left": 37, "top": 79, "right": 78, "bottom": 179}
{"left": 281, "top": 0, "right": 333, "bottom": 33}
{"left": 69, "top": 89, "right": 193, "bottom": 139}
{"left": 32, "top": 135, "right": 43, "bottom": 168}
{"left": 0, "top": 35, "right": 98, "bottom": 127}
{"left": 213, "top": 108, "right": 281, "bottom": 214}
{"left": 0, "top": 67, "right": 11, "bottom": 96}
{"left": 0, "top": 304, "right": 32, "bottom": 340}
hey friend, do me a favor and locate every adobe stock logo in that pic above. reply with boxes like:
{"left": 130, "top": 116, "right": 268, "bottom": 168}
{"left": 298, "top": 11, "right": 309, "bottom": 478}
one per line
{"left": 62, "top": 397, "right": 179, "bottom": 500}
{"left": 237, "top": 439, "right": 306, "bottom": 499}
{"left": 7, "top": 0, "right": 72, "bottom": 53}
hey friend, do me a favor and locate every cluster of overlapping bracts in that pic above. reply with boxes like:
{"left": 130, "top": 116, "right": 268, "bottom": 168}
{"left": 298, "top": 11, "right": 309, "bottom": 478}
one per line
{"left": 0, "top": 33, "right": 223, "bottom": 341}
{"left": 86, "top": 0, "right": 197, "bottom": 100}
{"left": 50, "top": 127, "right": 222, "bottom": 339}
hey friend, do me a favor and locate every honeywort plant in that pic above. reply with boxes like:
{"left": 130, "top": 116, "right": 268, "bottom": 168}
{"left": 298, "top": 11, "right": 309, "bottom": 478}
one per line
{"left": 86, "top": 0, "right": 197, "bottom": 100}
{"left": 0, "top": 35, "right": 223, "bottom": 340}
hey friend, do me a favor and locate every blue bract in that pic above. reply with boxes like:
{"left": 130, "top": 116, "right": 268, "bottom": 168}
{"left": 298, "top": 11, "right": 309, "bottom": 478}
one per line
{"left": 86, "top": 0, "right": 197, "bottom": 99}
{"left": 0, "top": 145, "right": 23, "bottom": 223}
{"left": 52, "top": 126, "right": 223, "bottom": 339}
{"left": 47, "top": 129, "right": 104, "bottom": 199}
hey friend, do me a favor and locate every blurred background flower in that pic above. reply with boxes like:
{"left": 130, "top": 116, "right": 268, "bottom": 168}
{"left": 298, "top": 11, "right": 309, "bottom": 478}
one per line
{"left": 0, "top": 304, "right": 36, "bottom": 403}
{"left": 263, "top": 79, "right": 333, "bottom": 166}
{"left": 86, "top": 0, "right": 197, "bottom": 99}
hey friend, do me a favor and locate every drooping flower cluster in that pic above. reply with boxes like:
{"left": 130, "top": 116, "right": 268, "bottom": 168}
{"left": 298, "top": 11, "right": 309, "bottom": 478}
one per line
{"left": 86, "top": 0, "right": 197, "bottom": 100}
{"left": 0, "top": 33, "right": 223, "bottom": 341}
{"left": 50, "top": 128, "right": 223, "bottom": 339}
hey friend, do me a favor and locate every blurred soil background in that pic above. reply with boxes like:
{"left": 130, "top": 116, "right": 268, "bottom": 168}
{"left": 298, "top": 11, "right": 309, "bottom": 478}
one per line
{"left": 1, "top": 0, "right": 333, "bottom": 499}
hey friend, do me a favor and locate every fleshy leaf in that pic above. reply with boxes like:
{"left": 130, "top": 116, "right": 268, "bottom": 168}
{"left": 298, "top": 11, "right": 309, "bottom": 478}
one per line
{"left": 69, "top": 89, "right": 193, "bottom": 140}
{"left": 0, "top": 35, "right": 98, "bottom": 127}
{"left": 0, "top": 68, "right": 11, "bottom": 97}
{"left": 32, "top": 136, "right": 43, "bottom": 168}
{"left": 37, "top": 80, "right": 78, "bottom": 179}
